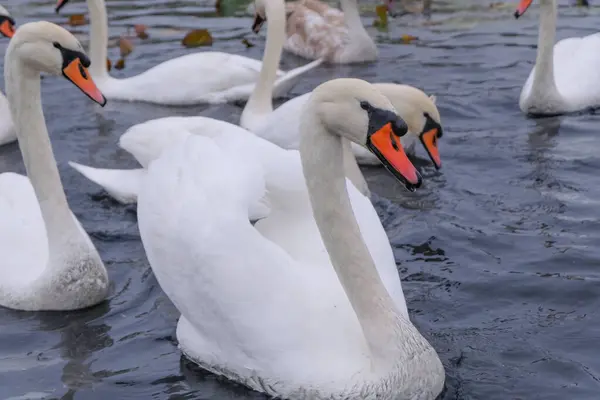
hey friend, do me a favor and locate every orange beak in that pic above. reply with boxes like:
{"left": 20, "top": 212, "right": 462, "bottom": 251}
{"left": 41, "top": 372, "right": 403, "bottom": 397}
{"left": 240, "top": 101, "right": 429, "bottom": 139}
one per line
{"left": 419, "top": 128, "right": 441, "bottom": 169}
{"left": 0, "top": 18, "right": 15, "bottom": 38}
{"left": 62, "top": 58, "right": 106, "bottom": 106}
{"left": 55, "top": 0, "right": 70, "bottom": 13}
{"left": 367, "top": 122, "right": 421, "bottom": 191}
{"left": 514, "top": 0, "right": 533, "bottom": 18}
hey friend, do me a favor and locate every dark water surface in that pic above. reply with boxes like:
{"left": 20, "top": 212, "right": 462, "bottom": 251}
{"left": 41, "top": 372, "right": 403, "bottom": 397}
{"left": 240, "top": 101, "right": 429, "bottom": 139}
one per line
{"left": 1, "top": 0, "right": 600, "bottom": 399}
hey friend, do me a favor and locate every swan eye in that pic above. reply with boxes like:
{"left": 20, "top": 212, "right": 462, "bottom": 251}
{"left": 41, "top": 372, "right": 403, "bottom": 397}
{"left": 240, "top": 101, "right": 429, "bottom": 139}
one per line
{"left": 53, "top": 41, "right": 61, "bottom": 49}
{"left": 360, "top": 101, "right": 371, "bottom": 111}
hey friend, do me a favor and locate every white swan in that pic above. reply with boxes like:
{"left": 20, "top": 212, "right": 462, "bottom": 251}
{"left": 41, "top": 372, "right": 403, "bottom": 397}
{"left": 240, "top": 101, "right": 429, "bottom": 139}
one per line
{"left": 68, "top": 82, "right": 442, "bottom": 204}
{"left": 54, "top": 0, "right": 321, "bottom": 105}
{"left": 0, "top": 5, "right": 17, "bottom": 146}
{"left": 68, "top": 84, "right": 442, "bottom": 203}
{"left": 244, "top": 82, "right": 442, "bottom": 167}
{"left": 137, "top": 78, "right": 444, "bottom": 399}
{"left": 284, "top": 0, "right": 378, "bottom": 63}
{"left": 0, "top": 21, "right": 109, "bottom": 311}
{"left": 515, "top": 0, "right": 600, "bottom": 115}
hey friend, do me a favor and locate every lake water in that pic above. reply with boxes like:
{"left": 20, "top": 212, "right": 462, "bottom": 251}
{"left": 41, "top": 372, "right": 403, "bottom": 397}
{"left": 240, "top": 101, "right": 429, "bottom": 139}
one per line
{"left": 1, "top": 0, "right": 599, "bottom": 399}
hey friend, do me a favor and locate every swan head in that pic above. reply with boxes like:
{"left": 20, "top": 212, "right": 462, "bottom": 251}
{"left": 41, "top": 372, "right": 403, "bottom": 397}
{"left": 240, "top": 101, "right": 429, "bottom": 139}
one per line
{"left": 251, "top": 0, "right": 267, "bottom": 33}
{"left": 0, "top": 6, "right": 16, "bottom": 38}
{"left": 6, "top": 21, "right": 106, "bottom": 106}
{"left": 310, "top": 78, "right": 422, "bottom": 191}
{"left": 378, "top": 84, "right": 443, "bottom": 169}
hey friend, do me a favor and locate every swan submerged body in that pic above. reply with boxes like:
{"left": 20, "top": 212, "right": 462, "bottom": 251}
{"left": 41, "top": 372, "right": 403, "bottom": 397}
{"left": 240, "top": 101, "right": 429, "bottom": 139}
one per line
{"left": 515, "top": 0, "right": 600, "bottom": 115}
{"left": 138, "top": 78, "right": 444, "bottom": 399}
{"left": 0, "top": 21, "right": 109, "bottom": 311}
{"left": 284, "top": 0, "right": 378, "bottom": 63}
{"left": 54, "top": 0, "right": 320, "bottom": 105}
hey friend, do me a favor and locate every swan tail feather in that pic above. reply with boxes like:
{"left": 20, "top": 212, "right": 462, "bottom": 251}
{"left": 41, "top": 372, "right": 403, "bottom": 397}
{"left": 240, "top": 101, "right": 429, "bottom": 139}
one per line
{"left": 272, "top": 58, "right": 324, "bottom": 98}
{"left": 69, "top": 161, "right": 145, "bottom": 205}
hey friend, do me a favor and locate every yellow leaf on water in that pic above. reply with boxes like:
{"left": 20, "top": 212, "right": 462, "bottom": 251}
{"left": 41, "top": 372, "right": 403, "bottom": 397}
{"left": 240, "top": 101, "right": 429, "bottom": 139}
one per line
{"left": 399, "top": 34, "right": 418, "bottom": 44}
{"left": 373, "top": 4, "right": 388, "bottom": 29}
{"left": 106, "top": 58, "right": 112, "bottom": 71}
{"left": 182, "top": 29, "right": 213, "bottom": 48}
{"left": 119, "top": 37, "right": 134, "bottom": 57}
{"left": 241, "top": 38, "right": 254, "bottom": 48}
{"left": 134, "top": 24, "right": 149, "bottom": 39}
{"left": 68, "top": 14, "right": 87, "bottom": 26}
{"left": 115, "top": 58, "right": 126, "bottom": 70}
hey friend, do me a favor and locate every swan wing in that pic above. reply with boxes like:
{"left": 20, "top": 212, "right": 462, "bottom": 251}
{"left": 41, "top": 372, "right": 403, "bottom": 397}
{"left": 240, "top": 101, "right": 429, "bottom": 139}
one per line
{"left": 0, "top": 173, "right": 48, "bottom": 296}
{"left": 68, "top": 162, "right": 145, "bottom": 204}
{"left": 552, "top": 33, "right": 600, "bottom": 109}
{"left": 284, "top": 6, "right": 348, "bottom": 61}
{"left": 138, "top": 134, "right": 370, "bottom": 392}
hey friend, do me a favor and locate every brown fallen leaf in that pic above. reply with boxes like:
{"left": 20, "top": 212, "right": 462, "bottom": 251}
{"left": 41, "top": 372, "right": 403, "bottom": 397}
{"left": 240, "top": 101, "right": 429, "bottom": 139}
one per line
{"left": 119, "top": 37, "right": 134, "bottom": 57}
{"left": 134, "top": 24, "right": 149, "bottom": 39}
{"left": 241, "top": 38, "right": 254, "bottom": 48}
{"left": 106, "top": 58, "right": 112, "bottom": 71}
{"left": 182, "top": 29, "right": 213, "bottom": 48}
{"left": 68, "top": 14, "right": 87, "bottom": 26}
{"left": 115, "top": 58, "right": 126, "bottom": 70}
{"left": 399, "top": 34, "right": 418, "bottom": 44}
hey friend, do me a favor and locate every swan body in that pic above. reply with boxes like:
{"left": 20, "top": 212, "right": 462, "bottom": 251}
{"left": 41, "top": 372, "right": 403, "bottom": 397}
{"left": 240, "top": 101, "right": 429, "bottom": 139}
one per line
{"left": 0, "top": 5, "right": 17, "bottom": 146}
{"left": 516, "top": 0, "right": 600, "bottom": 115}
{"left": 137, "top": 78, "right": 444, "bottom": 399}
{"left": 0, "top": 21, "right": 109, "bottom": 311}
{"left": 73, "top": 115, "right": 405, "bottom": 314}
{"left": 55, "top": 0, "right": 321, "bottom": 105}
{"left": 284, "top": 0, "right": 378, "bottom": 63}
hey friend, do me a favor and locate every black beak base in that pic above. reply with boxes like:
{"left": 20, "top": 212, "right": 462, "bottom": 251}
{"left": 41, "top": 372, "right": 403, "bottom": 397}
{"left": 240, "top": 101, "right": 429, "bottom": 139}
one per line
{"left": 365, "top": 106, "right": 408, "bottom": 138}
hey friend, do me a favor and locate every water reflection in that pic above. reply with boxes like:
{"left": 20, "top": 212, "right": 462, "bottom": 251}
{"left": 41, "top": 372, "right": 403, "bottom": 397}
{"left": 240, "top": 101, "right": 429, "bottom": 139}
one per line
{"left": 38, "top": 304, "right": 113, "bottom": 396}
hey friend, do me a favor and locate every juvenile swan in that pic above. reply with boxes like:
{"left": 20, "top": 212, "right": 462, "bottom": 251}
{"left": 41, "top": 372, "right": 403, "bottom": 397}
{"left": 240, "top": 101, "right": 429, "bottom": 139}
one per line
{"left": 0, "top": 21, "right": 109, "bottom": 311}
{"left": 137, "top": 78, "right": 445, "bottom": 399}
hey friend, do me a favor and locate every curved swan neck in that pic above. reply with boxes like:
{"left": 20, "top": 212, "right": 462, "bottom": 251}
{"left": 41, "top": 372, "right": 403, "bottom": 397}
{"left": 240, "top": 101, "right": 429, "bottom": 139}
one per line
{"left": 86, "top": 0, "right": 109, "bottom": 78}
{"left": 242, "top": 0, "right": 286, "bottom": 121}
{"left": 342, "top": 139, "right": 370, "bottom": 197}
{"left": 532, "top": 0, "right": 559, "bottom": 95}
{"left": 299, "top": 104, "right": 407, "bottom": 366}
{"left": 4, "top": 55, "right": 81, "bottom": 244}
{"left": 340, "top": 0, "right": 367, "bottom": 34}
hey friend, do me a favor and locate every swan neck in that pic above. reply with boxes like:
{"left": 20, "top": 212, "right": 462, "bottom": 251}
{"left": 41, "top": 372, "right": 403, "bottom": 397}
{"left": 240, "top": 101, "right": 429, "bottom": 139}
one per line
{"left": 87, "top": 0, "right": 109, "bottom": 78}
{"left": 340, "top": 0, "right": 366, "bottom": 33}
{"left": 342, "top": 139, "right": 369, "bottom": 197}
{"left": 299, "top": 105, "right": 405, "bottom": 365}
{"left": 242, "top": 0, "right": 286, "bottom": 121}
{"left": 4, "top": 57, "right": 81, "bottom": 243}
{"left": 532, "top": 0, "right": 558, "bottom": 93}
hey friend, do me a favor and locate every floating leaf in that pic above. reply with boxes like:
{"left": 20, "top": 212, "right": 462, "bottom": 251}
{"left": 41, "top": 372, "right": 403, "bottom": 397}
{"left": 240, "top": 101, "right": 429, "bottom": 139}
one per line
{"left": 241, "top": 38, "right": 254, "bottom": 48}
{"left": 68, "top": 14, "right": 87, "bottom": 26}
{"left": 106, "top": 58, "right": 112, "bottom": 71}
{"left": 134, "top": 24, "right": 149, "bottom": 39}
{"left": 372, "top": 4, "right": 388, "bottom": 29}
{"left": 115, "top": 58, "right": 126, "bottom": 70}
{"left": 399, "top": 34, "right": 418, "bottom": 44}
{"left": 182, "top": 29, "right": 213, "bottom": 48}
{"left": 119, "top": 37, "right": 134, "bottom": 57}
